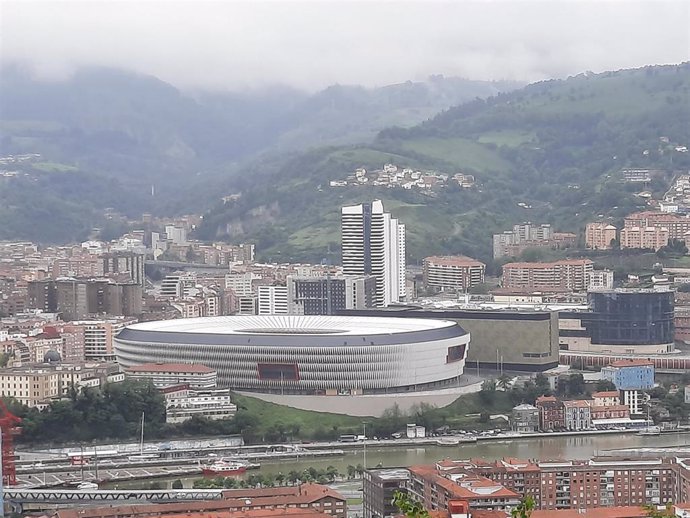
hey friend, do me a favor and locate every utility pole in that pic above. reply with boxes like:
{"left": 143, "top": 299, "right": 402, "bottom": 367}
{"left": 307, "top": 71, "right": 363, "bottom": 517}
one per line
{"left": 362, "top": 423, "right": 367, "bottom": 470}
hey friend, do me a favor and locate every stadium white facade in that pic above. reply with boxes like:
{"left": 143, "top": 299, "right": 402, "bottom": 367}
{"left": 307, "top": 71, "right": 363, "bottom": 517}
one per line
{"left": 341, "top": 200, "right": 406, "bottom": 306}
{"left": 114, "top": 315, "right": 469, "bottom": 395}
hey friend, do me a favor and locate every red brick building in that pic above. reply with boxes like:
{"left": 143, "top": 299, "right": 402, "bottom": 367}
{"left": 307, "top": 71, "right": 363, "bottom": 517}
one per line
{"left": 536, "top": 395, "right": 564, "bottom": 431}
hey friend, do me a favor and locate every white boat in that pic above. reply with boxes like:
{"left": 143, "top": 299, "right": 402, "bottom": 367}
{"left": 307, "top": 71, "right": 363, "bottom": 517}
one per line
{"left": 638, "top": 425, "right": 661, "bottom": 436}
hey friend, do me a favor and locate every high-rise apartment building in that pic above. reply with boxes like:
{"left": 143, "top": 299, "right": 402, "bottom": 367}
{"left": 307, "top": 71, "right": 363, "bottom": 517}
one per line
{"left": 341, "top": 200, "right": 405, "bottom": 307}
{"left": 585, "top": 222, "right": 617, "bottom": 250}
{"left": 258, "top": 285, "right": 289, "bottom": 315}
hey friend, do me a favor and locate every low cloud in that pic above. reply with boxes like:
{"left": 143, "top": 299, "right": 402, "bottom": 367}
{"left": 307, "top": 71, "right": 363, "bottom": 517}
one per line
{"left": 1, "top": 0, "right": 688, "bottom": 91}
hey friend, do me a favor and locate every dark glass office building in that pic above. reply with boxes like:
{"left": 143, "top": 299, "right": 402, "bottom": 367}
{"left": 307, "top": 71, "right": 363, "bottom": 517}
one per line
{"left": 583, "top": 289, "right": 674, "bottom": 346}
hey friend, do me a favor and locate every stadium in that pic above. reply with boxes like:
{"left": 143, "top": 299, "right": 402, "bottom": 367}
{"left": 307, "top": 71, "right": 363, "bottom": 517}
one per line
{"left": 114, "top": 315, "right": 470, "bottom": 395}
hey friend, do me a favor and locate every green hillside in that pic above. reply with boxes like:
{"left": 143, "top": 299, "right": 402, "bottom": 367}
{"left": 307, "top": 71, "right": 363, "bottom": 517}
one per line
{"left": 198, "top": 64, "right": 690, "bottom": 264}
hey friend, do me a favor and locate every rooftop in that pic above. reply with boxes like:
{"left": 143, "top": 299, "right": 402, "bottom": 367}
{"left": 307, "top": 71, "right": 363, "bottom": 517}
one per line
{"left": 121, "top": 315, "right": 458, "bottom": 337}
{"left": 530, "top": 506, "right": 652, "bottom": 518}
{"left": 607, "top": 359, "right": 655, "bottom": 368}
{"left": 424, "top": 256, "right": 485, "bottom": 268}
{"left": 127, "top": 363, "right": 215, "bottom": 374}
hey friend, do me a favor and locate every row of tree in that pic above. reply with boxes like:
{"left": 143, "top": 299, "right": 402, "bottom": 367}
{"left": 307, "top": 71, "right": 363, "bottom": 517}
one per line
{"left": 192, "top": 464, "right": 367, "bottom": 489}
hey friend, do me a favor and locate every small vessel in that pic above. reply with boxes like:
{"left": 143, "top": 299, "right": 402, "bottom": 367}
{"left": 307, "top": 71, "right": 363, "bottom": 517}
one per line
{"left": 638, "top": 406, "right": 661, "bottom": 436}
{"left": 436, "top": 437, "right": 460, "bottom": 446}
{"left": 202, "top": 459, "right": 249, "bottom": 477}
{"left": 638, "top": 425, "right": 661, "bottom": 436}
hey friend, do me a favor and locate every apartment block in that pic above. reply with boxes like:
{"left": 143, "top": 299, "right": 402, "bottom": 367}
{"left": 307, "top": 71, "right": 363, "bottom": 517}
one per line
{"left": 125, "top": 363, "right": 217, "bottom": 389}
{"left": 536, "top": 395, "right": 565, "bottom": 431}
{"left": 585, "top": 223, "right": 617, "bottom": 250}
{"left": 562, "top": 400, "right": 592, "bottom": 431}
{"left": 423, "top": 256, "right": 486, "bottom": 292}
{"left": 257, "top": 285, "right": 289, "bottom": 315}
{"left": 502, "top": 259, "right": 593, "bottom": 292}
{"left": 160, "top": 385, "right": 237, "bottom": 423}
{"left": 620, "top": 226, "right": 669, "bottom": 250}
{"left": 0, "top": 362, "right": 121, "bottom": 407}
{"left": 624, "top": 211, "right": 690, "bottom": 241}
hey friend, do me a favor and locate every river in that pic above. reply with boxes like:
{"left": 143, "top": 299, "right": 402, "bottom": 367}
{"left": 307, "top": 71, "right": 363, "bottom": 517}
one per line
{"left": 110, "top": 432, "right": 688, "bottom": 489}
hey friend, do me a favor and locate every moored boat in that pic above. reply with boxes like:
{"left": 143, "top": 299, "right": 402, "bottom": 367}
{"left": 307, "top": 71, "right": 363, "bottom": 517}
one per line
{"left": 202, "top": 459, "right": 249, "bottom": 477}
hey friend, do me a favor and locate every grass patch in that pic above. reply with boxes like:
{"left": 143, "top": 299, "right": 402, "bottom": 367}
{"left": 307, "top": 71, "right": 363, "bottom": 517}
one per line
{"left": 232, "top": 394, "right": 363, "bottom": 439}
{"left": 399, "top": 137, "right": 513, "bottom": 173}
{"left": 33, "top": 162, "right": 78, "bottom": 172}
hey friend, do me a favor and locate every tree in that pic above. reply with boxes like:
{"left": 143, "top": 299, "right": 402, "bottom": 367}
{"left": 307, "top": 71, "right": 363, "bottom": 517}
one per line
{"left": 479, "top": 379, "right": 497, "bottom": 404}
{"left": 392, "top": 490, "right": 430, "bottom": 518}
{"left": 596, "top": 379, "right": 617, "bottom": 392}
{"left": 511, "top": 495, "right": 535, "bottom": 518}
{"left": 497, "top": 374, "right": 512, "bottom": 391}
{"left": 566, "top": 373, "right": 586, "bottom": 397}
{"left": 644, "top": 503, "right": 674, "bottom": 517}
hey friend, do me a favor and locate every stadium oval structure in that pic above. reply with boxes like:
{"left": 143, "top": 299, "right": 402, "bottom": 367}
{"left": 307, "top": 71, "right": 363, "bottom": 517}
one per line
{"left": 114, "top": 315, "right": 470, "bottom": 395}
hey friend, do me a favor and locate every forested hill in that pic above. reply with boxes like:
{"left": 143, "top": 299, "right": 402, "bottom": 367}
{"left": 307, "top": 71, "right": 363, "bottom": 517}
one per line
{"left": 197, "top": 64, "right": 690, "bottom": 264}
{"left": 0, "top": 66, "right": 519, "bottom": 242}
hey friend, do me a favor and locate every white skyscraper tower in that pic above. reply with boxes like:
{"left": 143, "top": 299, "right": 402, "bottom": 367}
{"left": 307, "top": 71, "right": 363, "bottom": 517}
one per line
{"left": 341, "top": 199, "right": 406, "bottom": 306}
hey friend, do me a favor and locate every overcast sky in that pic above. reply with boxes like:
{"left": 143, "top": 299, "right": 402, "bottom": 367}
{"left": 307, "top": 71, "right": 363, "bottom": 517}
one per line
{"left": 2, "top": 0, "right": 689, "bottom": 91}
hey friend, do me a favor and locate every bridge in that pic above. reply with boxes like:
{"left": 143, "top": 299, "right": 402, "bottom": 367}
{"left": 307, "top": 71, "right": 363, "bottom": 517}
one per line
{"left": 5, "top": 488, "right": 224, "bottom": 512}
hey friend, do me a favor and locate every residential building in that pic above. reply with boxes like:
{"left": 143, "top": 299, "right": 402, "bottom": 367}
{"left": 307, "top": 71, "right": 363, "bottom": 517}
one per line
{"left": 160, "top": 273, "right": 196, "bottom": 298}
{"left": 423, "top": 256, "right": 486, "bottom": 292}
{"left": 492, "top": 223, "right": 556, "bottom": 259}
{"left": 27, "top": 278, "right": 142, "bottom": 319}
{"left": 161, "top": 384, "right": 237, "bottom": 423}
{"left": 585, "top": 223, "right": 617, "bottom": 250}
{"left": 225, "top": 272, "right": 257, "bottom": 297}
{"left": 536, "top": 395, "right": 564, "bottom": 431}
{"left": 601, "top": 359, "right": 655, "bottom": 390}
{"left": 562, "top": 400, "right": 592, "bottom": 430}
{"left": 510, "top": 404, "right": 539, "bottom": 432}
{"left": 74, "top": 319, "right": 132, "bottom": 360}
{"left": 620, "top": 226, "right": 669, "bottom": 250}
{"left": 125, "top": 363, "right": 217, "bottom": 389}
{"left": 100, "top": 251, "right": 145, "bottom": 287}
{"left": 587, "top": 270, "right": 614, "bottom": 290}
{"left": 591, "top": 391, "right": 620, "bottom": 406}
{"left": 589, "top": 404, "right": 630, "bottom": 422}
{"left": 0, "top": 361, "right": 121, "bottom": 407}
{"left": 287, "top": 275, "right": 377, "bottom": 315}
{"left": 502, "top": 259, "right": 593, "bottom": 292}
{"left": 624, "top": 211, "right": 690, "bottom": 241}
{"left": 363, "top": 468, "right": 410, "bottom": 518}
{"left": 258, "top": 285, "right": 289, "bottom": 315}
{"left": 406, "top": 465, "right": 521, "bottom": 512}
{"left": 341, "top": 200, "right": 406, "bottom": 306}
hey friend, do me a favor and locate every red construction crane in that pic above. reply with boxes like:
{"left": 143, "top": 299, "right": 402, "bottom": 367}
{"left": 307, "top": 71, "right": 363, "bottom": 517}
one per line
{"left": 0, "top": 399, "right": 22, "bottom": 487}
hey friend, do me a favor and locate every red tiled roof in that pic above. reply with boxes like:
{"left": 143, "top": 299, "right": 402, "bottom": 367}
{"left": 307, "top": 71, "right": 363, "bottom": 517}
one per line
{"left": 127, "top": 363, "right": 215, "bottom": 373}
{"left": 531, "top": 506, "right": 650, "bottom": 518}
{"left": 591, "top": 391, "right": 619, "bottom": 398}
{"left": 608, "top": 359, "right": 654, "bottom": 367}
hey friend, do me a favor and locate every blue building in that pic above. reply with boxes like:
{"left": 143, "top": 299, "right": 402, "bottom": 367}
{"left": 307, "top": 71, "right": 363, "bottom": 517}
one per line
{"left": 601, "top": 359, "right": 655, "bottom": 390}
